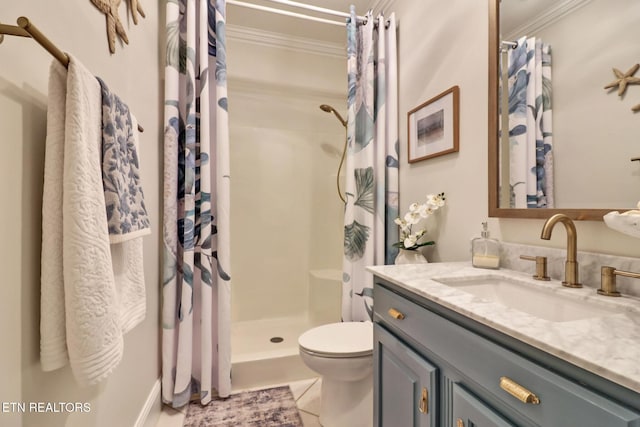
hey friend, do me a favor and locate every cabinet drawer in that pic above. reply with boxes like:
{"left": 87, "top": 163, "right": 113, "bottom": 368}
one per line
{"left": 374, "top": 284, "right": 640, "bottom": 427}
{"left": 453, "top": 383, "right": 515, "bottom": 427}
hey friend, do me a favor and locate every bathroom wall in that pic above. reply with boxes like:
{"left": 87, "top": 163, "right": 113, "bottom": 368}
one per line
{"left": 226, "top": 30, "right": 346, "bottom": 322}
{"left": 528, "top": 0, "right": 640, "bottom": 209}
{"left": 0, "top": 2, "right": 161, "bottom": 426}
{"left": 388, "top": 0, "right": 640, "bottom": 266}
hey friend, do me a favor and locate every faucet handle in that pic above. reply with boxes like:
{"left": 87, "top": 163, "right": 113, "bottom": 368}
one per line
{"left": 520, "top": 255, "right": 550, "bottom": 281}
{"left": 599, "top": 266, "right": 640, "bottom": 297}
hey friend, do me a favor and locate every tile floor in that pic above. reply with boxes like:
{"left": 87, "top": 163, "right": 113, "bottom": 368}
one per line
{"left": 155, "top": 377, "right": 322, "bottom": 427}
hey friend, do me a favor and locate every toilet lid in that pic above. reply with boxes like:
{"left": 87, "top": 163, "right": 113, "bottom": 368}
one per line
{"left": 298, "top": 322, "right": 372, "bottom": 357}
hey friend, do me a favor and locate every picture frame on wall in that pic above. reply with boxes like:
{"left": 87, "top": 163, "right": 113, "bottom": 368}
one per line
{"left": 407, "top": 85, "right": 460, "bottom": 163}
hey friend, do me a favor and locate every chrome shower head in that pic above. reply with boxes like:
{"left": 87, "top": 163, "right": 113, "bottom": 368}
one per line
{"left": 319, "top": 104, "right": 347, "bottom": 128}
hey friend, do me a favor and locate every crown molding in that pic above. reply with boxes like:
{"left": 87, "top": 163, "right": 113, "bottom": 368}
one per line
{"left": 370, "top": 0, "right": 396, "bottom": 16}
{"left": 228, "top": 76, "right": 345, "bottom": 103}
{"left": 504, "top": 0, "right": 593, "bottom": 41}
{"left": 226, "top": 24, "right": 346, "bottom": 58}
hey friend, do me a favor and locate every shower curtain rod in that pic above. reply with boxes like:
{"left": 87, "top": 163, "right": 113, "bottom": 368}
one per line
{"left": 227, "top": 0, "right": 366, "bottom": 26}
{"left": 0, "top": 16, "right": 144, "bottom": 132}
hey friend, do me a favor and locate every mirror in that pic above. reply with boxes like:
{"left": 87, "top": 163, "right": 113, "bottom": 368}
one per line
{"left": 488, "top": 0, "right": 639, "bottom": 220}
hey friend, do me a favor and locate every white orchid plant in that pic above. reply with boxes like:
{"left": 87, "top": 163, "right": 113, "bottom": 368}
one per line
{"left": 393, "top": 193, "right": 446, "bottom": 250}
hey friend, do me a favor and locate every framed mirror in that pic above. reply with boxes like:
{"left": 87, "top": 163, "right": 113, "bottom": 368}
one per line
{"left": 488, "top": 0, "right": 639, "bottom": 221}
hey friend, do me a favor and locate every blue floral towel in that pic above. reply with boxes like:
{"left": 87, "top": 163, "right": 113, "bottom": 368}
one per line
{"left": 97, "top": 77, "right": 150, "bottom": 243}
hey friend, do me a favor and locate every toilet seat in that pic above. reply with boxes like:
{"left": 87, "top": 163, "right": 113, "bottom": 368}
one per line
{"left": 298, "top": 321, "right": 372, "bottom": 358}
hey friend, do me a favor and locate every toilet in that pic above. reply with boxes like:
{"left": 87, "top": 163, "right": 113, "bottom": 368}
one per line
{"left": 298, "top": 321, "right": 373, "bottom": 427}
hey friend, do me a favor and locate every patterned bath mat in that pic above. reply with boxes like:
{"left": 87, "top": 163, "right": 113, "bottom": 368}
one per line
{"left": 184, "top": 385, "right": 303, "bottom": 427}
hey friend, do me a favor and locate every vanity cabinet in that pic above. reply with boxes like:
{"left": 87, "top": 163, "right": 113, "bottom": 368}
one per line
{"left": 373, "top": 278, "right": 640, "bottom": 427}
{"left": 453, "top": 383, "right": 514, "bottom": 427}
{"left": 375, "top": 324, "right": 437, "bottom": 426}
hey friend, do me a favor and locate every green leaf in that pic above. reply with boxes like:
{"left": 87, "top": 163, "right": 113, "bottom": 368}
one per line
{"left": 213, "top": 251, "right": 231, "bottom": 281}
{"left": 355, "top": 288, "right": 374, "bottom": 320}
{"left": 364, "top": 301, "right": 373, "bottom": 320}
{"left": 393, "top": 240, "right": 435, "bottom": 250}
{"left": 193, "top": 253, "right": 212, "bottom": 286}
{"left": 542, "top": 75, "right": 552, "bottom": 111}
{"left": 358, "top": 287, "right": 374, "bottom": 298}
{"left": 181, "top": 262, "right": 194, "bottom": 286}
{"left": 201, "top": 266, "right": 212, "bottom": 286}
{"left": 162, "top": 246, "right": 177, "bottom": 286}
{"left": 354, "top": 106, "right": 374, "bottom": 152}
{"left": 354, "top": 167, "right": 374, "bottom": 214}
{"left": 185, "top": 46, "right": 196, "bottom": 74}
{"left": 344, "top": 220, "right": 370, "bottom": 261}
{"left": 166, "top": 20, "right": 181, "bottom": 71}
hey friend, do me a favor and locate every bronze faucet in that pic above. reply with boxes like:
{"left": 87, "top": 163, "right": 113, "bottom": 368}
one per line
{"left": 540, "top": 214, "right": 582, "bottom": 288}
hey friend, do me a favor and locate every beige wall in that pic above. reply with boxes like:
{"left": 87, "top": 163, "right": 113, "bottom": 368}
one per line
{"left": 0, "top": 2, "right": 161, "bottom": 426}
{"left": 528, "top": 0, "right": 640, "bottom": 209}
{"left": 4, "top": 1, "right": 639, "bottom": 424}
{"left": 227, "top": 34, "right": 346, "bottom": 322}
{"left": 390, "top": 0, "right": 640, "bottom": 263}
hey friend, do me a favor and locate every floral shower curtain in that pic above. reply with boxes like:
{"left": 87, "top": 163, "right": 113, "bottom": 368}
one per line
{"left": 506, "top": 36, "right": 554, "bottom": 208}
{"left": 162, "top": 0, "right": 231, "bottom": 407}
{"left": 342, "top": 8, "right": 398, "bottom": 322}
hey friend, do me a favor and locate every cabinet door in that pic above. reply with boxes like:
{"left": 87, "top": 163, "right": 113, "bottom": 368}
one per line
{"left": 453, "top": 383, "right": 515, "bottom": 427}
{"left": 374, "top": 323, "right": 437, "bottom": 427}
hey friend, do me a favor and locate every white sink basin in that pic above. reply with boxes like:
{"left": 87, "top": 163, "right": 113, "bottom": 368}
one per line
{"left": 433, "top": 275, "right": 617, "bottom": 322}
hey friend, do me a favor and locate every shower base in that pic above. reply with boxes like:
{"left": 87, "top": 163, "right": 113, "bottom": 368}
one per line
{"left": 230, "top": 315, "right": 317, "bottom": 391}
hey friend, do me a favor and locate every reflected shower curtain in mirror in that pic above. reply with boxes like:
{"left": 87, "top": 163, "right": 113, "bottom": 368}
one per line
{"left": 162, "top": 0, "right": 231, "bottom": 407}
{"left": 506, "top": 36, "right": 554, "bottom": 208}
{"left": 342, "top": 8, "right": 399, "bottom": 321}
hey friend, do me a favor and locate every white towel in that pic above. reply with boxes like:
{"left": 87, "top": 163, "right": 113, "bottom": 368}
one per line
{"left": 113, "top": 113, "right": 147, "bottom": 334}
{"left": 40, "top": 56, "right": 146, "bottom": 386}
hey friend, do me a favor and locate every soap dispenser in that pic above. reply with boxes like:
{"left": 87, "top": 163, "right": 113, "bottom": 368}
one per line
{"left": 472, "top": 222, "right": 500, "bottom": 269}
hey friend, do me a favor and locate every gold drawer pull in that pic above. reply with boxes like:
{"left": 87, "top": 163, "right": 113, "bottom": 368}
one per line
{"left": 456, "top": 419, "right": 464, "bottom": 427}
{"left": 387, "top": 308, "right": 405, "bottom": 320}
{"left": 418, "top": 387, "right": 428, "bottom": 413}
{"left": 499, "top": 376, "right": 540, "bottom": 404}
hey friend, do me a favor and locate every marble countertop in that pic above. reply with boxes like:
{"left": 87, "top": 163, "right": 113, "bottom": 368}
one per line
{"left": 367, "top": 262, "right": 640, "bottom": 394}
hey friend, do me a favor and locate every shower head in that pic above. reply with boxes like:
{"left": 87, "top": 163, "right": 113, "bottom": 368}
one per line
{"left": 319, "top": 104, "right": 347, "bottom": 128}
{"left": 319, "top": 104, "right": 348, "bottom": 203}
{"left": 319, "top": 104, "right": 333, "bottom": 112}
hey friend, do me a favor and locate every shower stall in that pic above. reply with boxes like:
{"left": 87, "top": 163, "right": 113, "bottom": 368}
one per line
{"left": 226, "top": 27, "right": 348, "bottom": 389}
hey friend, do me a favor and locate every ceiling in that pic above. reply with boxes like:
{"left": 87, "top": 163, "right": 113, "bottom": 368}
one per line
{"left": 226, "top": 0, "right": 373, "bottom": 44}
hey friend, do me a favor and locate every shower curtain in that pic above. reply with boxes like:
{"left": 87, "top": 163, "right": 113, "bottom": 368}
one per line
{"left": 162, "top": 0, "right": 231, "bottom": 407}
{"left": 507, "top": 36, "right": 554, "bottom": 208}
{"left": 342, "top": 8, "right": 399, "bottom": 322}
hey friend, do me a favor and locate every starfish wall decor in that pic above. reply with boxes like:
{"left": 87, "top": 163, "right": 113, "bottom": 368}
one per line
{"left": 91, "top": 0, "right": 128, "bottom": 53}
{"left": 604, "top": 63, "right": 640, "bottom": 113}
{"left": 130, "top": 0, "right": 146, "bottom": 25}
{"left": 90, "top": 0, "right": 145, "bottom": 54}
{"left": 604, "top": 63, "right": 640, "bottom": 97}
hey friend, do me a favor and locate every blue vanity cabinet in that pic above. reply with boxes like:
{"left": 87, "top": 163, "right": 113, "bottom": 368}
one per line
{"left": 374, "top": 323, "right": 437, "bottom": 426}
{"left": 372, "top": 278, "right": 640, "bottom": 427}
{"left": 453, "top": 383, "right": 516, "bottom": 427}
